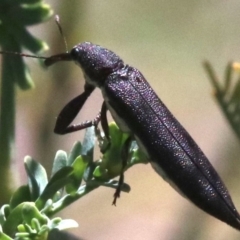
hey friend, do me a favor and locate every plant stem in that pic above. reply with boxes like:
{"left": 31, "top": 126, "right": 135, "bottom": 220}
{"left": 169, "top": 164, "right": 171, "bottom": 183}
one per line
{"left": 0, "top": 51, "right": 16, "bottom": 204}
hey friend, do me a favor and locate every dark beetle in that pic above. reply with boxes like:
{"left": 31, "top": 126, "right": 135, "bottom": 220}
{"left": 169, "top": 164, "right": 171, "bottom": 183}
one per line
{"left": 45, "top": 42, "right": 240, "bottom": 230}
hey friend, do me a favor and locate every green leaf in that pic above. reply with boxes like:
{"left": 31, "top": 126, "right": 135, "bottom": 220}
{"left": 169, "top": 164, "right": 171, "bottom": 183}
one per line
{"left": 93, "top": 166, "right": 108, "bottom": 178}
{"left": 50, "top": 219, "right": 78, "bottom": 230}
{"left": 47, "top": 167, "right": 73, "bottom": 190}
{"left": 0, "top": 232, "right": 13, "bottom": 240}
{"left": 21, "top": 202, "right": 47, "bottom": 226}
{"left": 203, "top": 61, "right": 223, "bottom": 95}
{"left": 51, "top": 150, "right": 68, "bottom": 177}
{"left": 65, "top": 156, "right": 87, "bottom": 194}
{"left": 204, "top": 61, "right": 240, "bottom": 140}
{"left": 67, "top": 141, "right": 82, "bottom": 166}
{"left": 224, "top": 62, "right": 232, "bottom": 92}
{"left": 229, "top": 79, "right": 240, "bottom": 103}
{"left": 19, "top": 29, "right": 49, "bottom": 53}
{"left": 83, "top": 162, "right": 97, "bottom": 182}
{"left": 2, "top": 203, "right": 25, "bottom": 236}
{"left": 0, "top": 205, "right": 10, "bottom": 226}
{"left": 24, "top": 156, "right": 48, "bottom": 200}
{"left": 96, "top": 122, "right": 130, "bottom": 179}
{"left": 129, "top": 141, "right": 148, "bottom": 165}
{"left": 81, "top": 127, "right": 95, "bottom": 159}
{"left": 12, "top": 55, "right": 35, "bottom": 90}
{"left": 0, "top": 37, "right": 34, "bottom": 90}
{"left": 1, "top": 20, "right": 48, "bottom": 53}
{"left": 17, "top": 3, "right": 53, "bottom": 26}
{"left": 35, "top": 167, "right": 73, "bottom": 209}
{"left": 31, "top": 218, "right": 41, "bottom": 232}
{"left": 9, "top": 186, "right": 31, "bottom": 210}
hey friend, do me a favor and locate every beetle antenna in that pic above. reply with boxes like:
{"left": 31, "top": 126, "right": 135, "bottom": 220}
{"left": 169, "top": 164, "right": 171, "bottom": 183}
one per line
{"left": 55, "top": 15, "right": 68, "bottom": 53}
{"left": 0, "top": 50, "right": 48, "bottom": 60}
{"left": 0, "top": 15, "right": 70, "bottom": 65}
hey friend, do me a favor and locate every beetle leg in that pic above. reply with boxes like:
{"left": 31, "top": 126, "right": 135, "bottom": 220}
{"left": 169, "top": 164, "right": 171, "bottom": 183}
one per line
{"left": 54, "top": 83, "right": 95, "bottom": 134}
{"left": 100, "top": 101, "right": 110, "bottom": 141}
{"left": 94, "top": 101, "right": 112, "bottom": 154}
{"left": 59, "top": 111, "right": 102, "bottom": 134}
{"left": 112, "top": 136, "right": 132, "bottom": 205}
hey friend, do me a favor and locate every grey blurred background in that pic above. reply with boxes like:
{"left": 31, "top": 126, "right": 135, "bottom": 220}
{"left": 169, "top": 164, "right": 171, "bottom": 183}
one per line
{"left": 15, "top": 1, "right": 240, "bottom": 239}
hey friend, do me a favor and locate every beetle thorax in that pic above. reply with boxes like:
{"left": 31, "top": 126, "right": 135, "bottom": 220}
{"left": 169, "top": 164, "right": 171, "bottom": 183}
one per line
{"left": 70, "top": 42, "right": 124, "bottom": 87}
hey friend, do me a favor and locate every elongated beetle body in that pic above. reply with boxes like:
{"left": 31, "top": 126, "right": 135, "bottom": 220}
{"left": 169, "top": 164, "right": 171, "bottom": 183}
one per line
{"left": 45, "top": 42, "right": 240, "bottom": 230}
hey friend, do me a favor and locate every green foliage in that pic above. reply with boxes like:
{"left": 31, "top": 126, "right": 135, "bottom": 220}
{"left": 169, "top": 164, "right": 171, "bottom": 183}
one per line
{"left": 0, "top": 3, "right": 148, "bottom": 239}
{"left": 0, "top": 0, "right": 53, "bottom": 204}
{"left": 0, "top": 0, "right": 53, "bottom": 89}
{"left": 204, "top": 61, "right": 240, "bottom": 141}
{"left": 0, "top": 123, "right": 148, "bottom": 240}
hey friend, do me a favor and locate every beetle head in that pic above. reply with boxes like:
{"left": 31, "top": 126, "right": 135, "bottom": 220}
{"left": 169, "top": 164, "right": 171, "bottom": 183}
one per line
{"left": 70, "top": 42, "right": 124, "bottom": 87}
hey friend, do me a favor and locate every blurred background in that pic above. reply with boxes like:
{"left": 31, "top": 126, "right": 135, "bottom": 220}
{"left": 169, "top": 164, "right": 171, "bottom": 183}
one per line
{"left": 13, "top": 0, "right": 240, "bottom": 239}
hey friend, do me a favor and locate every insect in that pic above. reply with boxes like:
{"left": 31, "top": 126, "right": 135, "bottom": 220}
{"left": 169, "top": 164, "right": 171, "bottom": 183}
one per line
{"left": 41, "top": 42, "right": 240, "bottom": 230}
{"left": 2, "top": 42, "right": 240, "bottom": 230}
